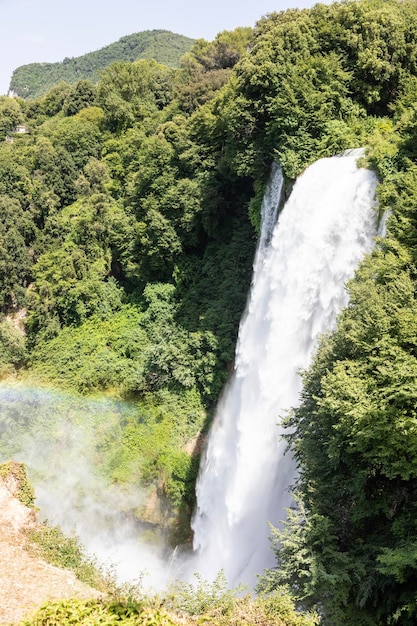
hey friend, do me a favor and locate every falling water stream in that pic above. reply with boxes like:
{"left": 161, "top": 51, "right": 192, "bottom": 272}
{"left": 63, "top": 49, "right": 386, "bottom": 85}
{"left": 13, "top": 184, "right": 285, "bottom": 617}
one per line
{"left": 191, "top": 150, "right": 379, "bottom": 588}
{"left": 0, "top": 150, "right": 380, "bottom": 592}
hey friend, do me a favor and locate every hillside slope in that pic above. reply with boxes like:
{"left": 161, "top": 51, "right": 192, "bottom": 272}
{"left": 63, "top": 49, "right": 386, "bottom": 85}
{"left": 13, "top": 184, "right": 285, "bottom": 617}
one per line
{"left": 9, "top": 29, "right": 195, "bottom": 99}
{"left": 0, "top": 472, "right": 100, "bottom": 625}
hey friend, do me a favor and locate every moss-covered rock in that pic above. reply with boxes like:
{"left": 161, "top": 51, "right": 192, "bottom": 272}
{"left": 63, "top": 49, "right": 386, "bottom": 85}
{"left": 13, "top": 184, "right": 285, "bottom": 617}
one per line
{"left": 0, "top": 460, "right": 36, "bottom": 508}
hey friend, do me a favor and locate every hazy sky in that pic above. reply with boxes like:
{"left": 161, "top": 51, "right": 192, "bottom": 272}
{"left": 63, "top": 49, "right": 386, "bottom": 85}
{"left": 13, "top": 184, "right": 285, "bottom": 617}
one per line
{"left": 1, "top": 0, "right": 328, "bottom": 96}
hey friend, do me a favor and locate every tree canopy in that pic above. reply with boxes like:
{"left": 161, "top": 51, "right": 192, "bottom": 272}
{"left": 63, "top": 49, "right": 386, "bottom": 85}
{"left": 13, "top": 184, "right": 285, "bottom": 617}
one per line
{"left": 2, "top": 3, "right": 417, "bottom": 621}
{"left": 9, "top": 30, "right": 195, "bottom": 99}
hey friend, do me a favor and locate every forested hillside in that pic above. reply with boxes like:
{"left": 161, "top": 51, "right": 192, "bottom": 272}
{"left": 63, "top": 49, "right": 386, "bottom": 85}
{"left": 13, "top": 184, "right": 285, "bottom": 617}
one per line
{"left": 1, "top": 1, "right": 417, "bottom": 623}
{"left": 9, "top": 30, "right": 195, "bottom": 99}
{"left": 0, "top": 25, "right": 257, "bottom": 547}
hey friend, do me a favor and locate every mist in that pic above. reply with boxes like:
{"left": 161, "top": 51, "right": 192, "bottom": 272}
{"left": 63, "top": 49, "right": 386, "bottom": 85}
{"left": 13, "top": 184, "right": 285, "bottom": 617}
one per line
{"left": 0, "top": 383, "right": 179, "bottom": 590}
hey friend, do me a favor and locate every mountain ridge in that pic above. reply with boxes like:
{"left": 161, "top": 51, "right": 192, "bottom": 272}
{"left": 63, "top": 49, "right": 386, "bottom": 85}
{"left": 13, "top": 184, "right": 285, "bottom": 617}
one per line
{"left": 9, "top": 29, "right": 195, "bottom": 99}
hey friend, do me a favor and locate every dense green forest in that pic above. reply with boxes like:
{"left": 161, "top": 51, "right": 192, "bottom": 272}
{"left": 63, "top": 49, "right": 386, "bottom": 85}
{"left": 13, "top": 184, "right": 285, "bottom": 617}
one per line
{"left": 2, "top": 0, "right": 417, "bottom": 623}
{"left": 0, "top": 25, "right": 257, "bottom": 546}
{"left": 9, "top": 30, "right": 195, "bottom": 99}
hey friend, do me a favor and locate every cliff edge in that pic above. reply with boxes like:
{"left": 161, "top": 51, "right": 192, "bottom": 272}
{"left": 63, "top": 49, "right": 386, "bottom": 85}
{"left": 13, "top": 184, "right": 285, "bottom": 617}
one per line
{"left": 0, "top": 462, "right": 100, "bottom": 625}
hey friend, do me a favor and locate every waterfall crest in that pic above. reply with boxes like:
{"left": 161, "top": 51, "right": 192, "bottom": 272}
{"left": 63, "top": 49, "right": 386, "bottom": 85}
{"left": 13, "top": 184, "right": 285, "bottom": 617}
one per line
{"left": 191, "top": 150, "right": 379, "bottom": 588}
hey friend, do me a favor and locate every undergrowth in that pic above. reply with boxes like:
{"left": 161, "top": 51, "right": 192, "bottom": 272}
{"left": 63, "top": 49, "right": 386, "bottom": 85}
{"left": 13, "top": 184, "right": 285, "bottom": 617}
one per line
{"left": 166, "top": 570, "right": 246, "bottom": 616}
{"left": 164, "top": 572, "right": 319, "bottom": 625}
{"left": 23, "top": 522, "right": 115, "bottom": 593}
{"left": 0, "top": 460, "right": 36, "bottom": 508}
{"left": 18, "top": 598, "right": 177, "bottom": 626}
{"left": 16, "top": 567, "right": 319, "bottom": 625}
{"left": 18, "top": 591, "right": 319, "bottom": 626}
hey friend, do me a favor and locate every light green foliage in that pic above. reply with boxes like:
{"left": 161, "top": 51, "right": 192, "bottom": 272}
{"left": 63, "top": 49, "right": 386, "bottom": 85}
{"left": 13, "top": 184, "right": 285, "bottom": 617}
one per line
{"left": 167, "top": 572, "right": 318, "bottom": 625}
{"left": 3, "top": 4, "right": 417, "bottom": 623}
{"left": 0, "top": 460, "right": 35, "bottom": 507}
{"left": 97, "top": 60, "right": 174, "bottom": 132}
{"left": 26, "top": 296, "right": 207, "bottom": 525}
{"left": 0, "top": 386, "right": 201, "bottom": 543}
{"left": 0, "top": 43, "right": 257, "bottom": 416}
{"left": 30, "top": 135, "right": 78, "bottom": 213}
{"left": 27, "top": 242, "right": 121, "bottom": 339}
{"left": 27, "top": 191, "right": 128, "bottom": 338}
{"left": 0, "top": 384, "right": 204, "bottom": 535}
{"left": 19, "top": 598, "right": 177, "bottom": 625}
{"left": 29, "top": 306, "right": 145, "bottom": 392}
{"left": 25, "top": 81, "right": 72, "bottom": 120}
{"left": 168, "top": 571, "right": 245, "bottom": 616}
{"left": 17, "top": 578, "right": 318, "bottom": 625}
{"left": 0, "top": 96, "right": 24, "bottom": 138}
{"left": 183, "top": 28, "right": 253, "bottom": 73}
{"left": 0, "top": 142, "right": 34, "bottom": 207}
{"left": 215, "top": 0, "right": 417, "bottom": 180}
{"left": 45, "top": 108, "right": 103, "bottom": 168}
{"left": 29, "top": 282, "right": 219, "bottom": 400}
{"left": 24, "top": 522, "right": 113, "bottom": 592}
{"left": 252, "top": 590, "right": 319, "bottom": 626}
{"left": 138, "top": 283, "right": 218, "bottom": 396}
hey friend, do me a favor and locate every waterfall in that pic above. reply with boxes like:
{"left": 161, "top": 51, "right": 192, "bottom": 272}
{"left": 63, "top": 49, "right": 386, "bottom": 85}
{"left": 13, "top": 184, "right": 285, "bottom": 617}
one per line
{"left": 191, "top": 150, "right": 379, "bottom": 588}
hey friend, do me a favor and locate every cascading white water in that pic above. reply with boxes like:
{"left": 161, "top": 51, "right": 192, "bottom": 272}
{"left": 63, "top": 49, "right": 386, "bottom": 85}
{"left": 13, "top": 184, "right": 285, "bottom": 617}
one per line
{"left": 191, "top": 150, "right": 379, "bottom": 589}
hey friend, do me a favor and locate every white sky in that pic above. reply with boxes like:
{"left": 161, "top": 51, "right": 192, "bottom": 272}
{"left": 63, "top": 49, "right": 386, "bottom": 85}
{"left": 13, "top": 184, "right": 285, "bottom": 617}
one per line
{"left": 0, "top": 0, "right": 330, "bottom": 96}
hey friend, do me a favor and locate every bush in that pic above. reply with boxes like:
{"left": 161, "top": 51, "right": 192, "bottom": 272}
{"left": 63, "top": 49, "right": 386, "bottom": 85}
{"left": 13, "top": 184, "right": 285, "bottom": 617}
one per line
{"left": 166, "top": 572, "right": 318, "bottom": 625}
{"left": 24, "top": 522, "right": 113, "bottom": 593}
{"left": 19, "top": 598, "right": 177, "bottom": 625}
{"left": 0, "top": 460, "right": 35, "bottom": 507}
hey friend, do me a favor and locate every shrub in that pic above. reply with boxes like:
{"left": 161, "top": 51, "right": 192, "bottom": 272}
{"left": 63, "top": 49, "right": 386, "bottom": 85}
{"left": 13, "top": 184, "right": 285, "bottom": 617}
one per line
{"left": 0, "top": 460, "right": 35, "bottom": 507}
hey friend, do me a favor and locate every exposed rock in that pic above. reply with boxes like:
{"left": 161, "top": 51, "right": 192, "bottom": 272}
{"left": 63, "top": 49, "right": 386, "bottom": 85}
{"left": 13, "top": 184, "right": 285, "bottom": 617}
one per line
{"left": 183, "top": 431, "right": 207, "bottom": 457}
{"left": 6, "top": 308, "right": 27, "bottom": 336}
{"left": 0, "top": 463, "right": 100, "bottom": 625}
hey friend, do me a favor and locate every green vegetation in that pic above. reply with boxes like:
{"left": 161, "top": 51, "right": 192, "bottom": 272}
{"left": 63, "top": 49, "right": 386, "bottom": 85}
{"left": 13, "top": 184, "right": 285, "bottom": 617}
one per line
{"left": 2, "top": 1, "right": 417, "bottom": 622}
{"left": 0, "top": 460, "right": 35, "bottom": 507}
{"left": 8, "top": 470, "right": 317, "bottom": 625}
{"left": 260, "top": 120, "right": 417, "bottom": 624}
{"left": 9, "top": 30, "right": 195, "bottom": 99}
{"left": 24, "top": 522, "right": 113, "bottom": 592}
{"left": 165, "top": 572, "right": 319, "bottom": 625}
{"left": 0, "top": 317, "right": 26, "bottom": 377}
{"left": 0, "top": 26, "right": 259, "bottom": 543}
{"left": 0, "top": 386, "right": 205, "bottom": 545}
{"left": 18, "top": 577, "right": 318, "bottom": 626}
{"left": 19, "top": 598, "right": 177, "bottom": 626}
